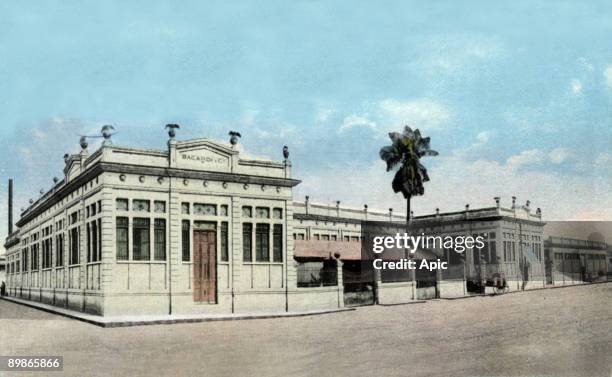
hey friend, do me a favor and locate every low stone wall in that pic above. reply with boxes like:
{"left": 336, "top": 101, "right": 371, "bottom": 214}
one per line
{"left": 8, "top": 287, "right": 104, "bottom": 315}
{"left": 289, "top": 286, "right": 343, "bottom": 311}
{"left": 438, "top": 280, "right": 465, "bottom": 298}
{"left": 377, "top": 281, "right": 414, "bottom": 304}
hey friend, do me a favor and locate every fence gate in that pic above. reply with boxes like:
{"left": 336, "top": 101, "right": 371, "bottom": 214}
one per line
{"left": 342, "top": 261, "right": 375, "bottom": 306}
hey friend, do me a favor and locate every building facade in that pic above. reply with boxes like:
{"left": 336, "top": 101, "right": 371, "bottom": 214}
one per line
{"left": 3, "top": 133, "right": 343, "bottom": 316}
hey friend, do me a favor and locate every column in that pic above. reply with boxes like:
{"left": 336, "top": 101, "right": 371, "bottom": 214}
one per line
{"left": 336, "top": 259, "right": 344, "bottom": 308}
{"left": 168, "top": 186, "right": 182, "bottom": 314}
{"left": 100, "top": 188, "right": 115, "bottom": 314}
{"left": 230, "top": 196, "right": 242, "bottom": 312}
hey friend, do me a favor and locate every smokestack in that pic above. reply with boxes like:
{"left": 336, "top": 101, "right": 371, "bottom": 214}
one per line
{"left": 8, "top": 179, "right": 13, "bottom": 235}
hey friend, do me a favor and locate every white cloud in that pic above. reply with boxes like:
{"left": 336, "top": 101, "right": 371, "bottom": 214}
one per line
{"left": 595, "top": 152, "right": 612, "bottom": 168}
{"left": 316, "top": 108, "right": 334, "bottom": 124}
{"left": 548, "top": 147, "right": 572, "bottom": 164}
{"left": 379, "top": 98, "right": 451, "bottom": 130}
{"left": 570, "top": 79, "right": 582, "bottom": 94}
{"left": 605, "top": 66, "right": 612, "bottom": 88}
{"left": 239, "top": 103, "right": 260, "bottom": 127}
{"left": 338, "top": 115, "right": 377, "bottom": 133}
{"left": 470, "top": 131, "right": 490, "bottom": 148}
{"left": 408, "top": 35, "right": 506, "bottom": 77}
{"left": 505, "top": 149, "right": 544, "bottom": 170}
{"left": 234, "top": 143, "right": 274, "bottom": 162}
{"left": 578, "top": 57, "right": 594, "bottom": 72}
{"left": 476, "top": 131, "right": 490, "bottom": 144}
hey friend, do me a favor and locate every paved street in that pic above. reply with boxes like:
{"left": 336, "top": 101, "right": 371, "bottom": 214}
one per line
{"left": 1, "top": 283, "right": 611, "bottom": 377}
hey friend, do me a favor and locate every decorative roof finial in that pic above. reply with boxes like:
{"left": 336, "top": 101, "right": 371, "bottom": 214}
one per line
{"left": 101, "top": 125, "right": 116, "bottom": 146}
{"left": 53, "top": 177, "right": 59, "bottom": 184}
{"left": 283, "top": 145, "right": 289, "bottom": 160}
{"left": 229, "top": 131, "right": 241, "bottom": 146}
{"left": 79, "top": 136, "right": 88, "bottom": 150}
{"left": 165, "top": 124, "right": 180, "bottom": 139}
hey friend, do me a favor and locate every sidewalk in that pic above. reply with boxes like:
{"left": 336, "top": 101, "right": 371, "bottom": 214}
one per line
{"left": 0, "top": 296, "right": 354, "bottom": 328}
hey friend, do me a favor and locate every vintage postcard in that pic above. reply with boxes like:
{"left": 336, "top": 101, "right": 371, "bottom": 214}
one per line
{"left": 0, "top": 2, "right": 610, "bottom": 377}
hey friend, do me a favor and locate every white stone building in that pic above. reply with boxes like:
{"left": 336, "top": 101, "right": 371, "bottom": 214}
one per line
{"left": 3, "top": 130, "right": 343, "bottom": 316}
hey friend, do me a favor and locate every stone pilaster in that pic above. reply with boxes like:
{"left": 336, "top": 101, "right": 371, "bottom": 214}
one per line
{"left": 168, "top": 185, "right": 182, "bottom": 314}
{"left": 336, "top": 259, "right": 344, "bottom": 308}
{"left": 100, "top": 187, "right": 115, "bottom": 296}
{"left": 285, "top": 201, "right": 297, "bottom": 290}
{"left": 230, "top": 196, "right": 242, "bottom": 298}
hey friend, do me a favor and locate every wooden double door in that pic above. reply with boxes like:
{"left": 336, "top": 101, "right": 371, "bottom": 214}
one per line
{"left": 193, "top": 229, "right": 217, "bottom": 303}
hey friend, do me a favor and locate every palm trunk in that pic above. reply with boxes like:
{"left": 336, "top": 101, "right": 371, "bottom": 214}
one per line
{"left": 406, "top": 196, "right": 411, "bottom": 224}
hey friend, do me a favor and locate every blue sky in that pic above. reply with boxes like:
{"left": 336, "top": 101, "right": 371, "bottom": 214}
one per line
{"left": 1, "top": 1, "right": 612, "bottom": 243}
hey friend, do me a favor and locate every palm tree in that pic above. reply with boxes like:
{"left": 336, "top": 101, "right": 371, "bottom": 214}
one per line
{"left": 379, "top": 126, "right": 438, "bottom": 223}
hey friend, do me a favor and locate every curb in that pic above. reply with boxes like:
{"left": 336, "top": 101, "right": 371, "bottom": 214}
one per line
{"left": 1, "top": 296, "right": 355, "bottom": 328}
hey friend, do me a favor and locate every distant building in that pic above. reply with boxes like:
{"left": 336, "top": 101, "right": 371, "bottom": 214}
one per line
{"left": 544, "top": 236, "right": 609, "bottom": 284}
{"left": 0, "top": 253, "right": 6, "bottom": 287}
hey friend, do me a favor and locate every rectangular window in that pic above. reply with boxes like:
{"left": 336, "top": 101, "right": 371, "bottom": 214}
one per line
{"left": 55, "top": 234, "right": 64, "bottom": 267}
{"left": 221, "top": 222, "right": 229, "bottom": 262}
{"left": 154, "top": 201, "right": 166, "bottom": 213}
{"left": 132, "top": 218, "right": 150, "bottom": 260}
{"left": 116, "top": 217, "right": 129, "bottom": 260}
{"left": 194, "top": 203, "right": 216, "bottom": 216}
{"left": 181, "top": 202, "right": 190, "bottom": 214}
{"left": 70, "top": 227, "right": 79, "bottom": 265}
{"left": 97, "top": 218, "right": 102, "bottom": 261}
{"left": 273, "top": 224, "right": 283, "bottom": 262}
{"left": 243, "top": 223, "right": 252, "bottom": 262}
{"left": 272, "top": 208, "right": 283, "bottom": 219}
{"left": 87, "top": 222, "right": 91, "bottom": 262}
{"left": 116, "top": 198, "right": 128, "bottom": 211}
{"left": 43, "top": 238, "right": 52, "bottom": 269}
{"left": 255, "top": 207, "right": 270, "bottom": 219}
{"left": 255, "top": 224, "right": 270, "bottom": 262}
{"left": 34, "top": 244, "right": 40, "bottom": 270}
{"left": 22, "top": 249, "right": 28, "bottom": 271}
{"left": 133, "top": 200, "right": 150, "bottom": 212}
{"left": 220, "top": 205, "right": 228, "bottom": 216}
{"left": 154, "top": 219, "right": 166, "bottom": 261}
{"left": 92, "top": 220, "right": 98, "bottom": 262}
{"left": 182, "top": 220, "right": 190, "bottom": 261}
{"left": 30, "top": 247, "right": 35, "bottom": 271}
